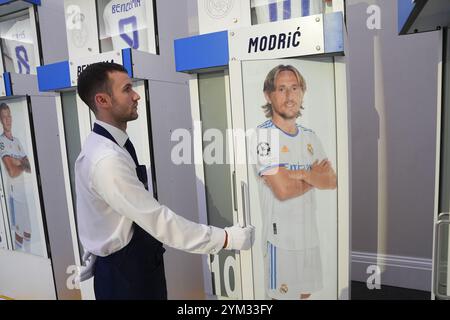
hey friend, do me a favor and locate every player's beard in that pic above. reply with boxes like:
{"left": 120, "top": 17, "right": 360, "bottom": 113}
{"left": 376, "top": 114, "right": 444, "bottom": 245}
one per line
{"left": 278, "top": 112, "right": 297, "bottom": 120}
{"left": 274, "top": 102, "right": 299, "bottom": 120}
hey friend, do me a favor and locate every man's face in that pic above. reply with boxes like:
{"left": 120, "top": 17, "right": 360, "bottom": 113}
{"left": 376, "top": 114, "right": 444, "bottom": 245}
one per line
{"left": 0, "top": 108, "right": 12, "bottom": 132}
{"left": 107, "top": 71, "right": 140, "bottom": 123}
{"left": 265, "top": 70, "right": 304, "bottom": 120}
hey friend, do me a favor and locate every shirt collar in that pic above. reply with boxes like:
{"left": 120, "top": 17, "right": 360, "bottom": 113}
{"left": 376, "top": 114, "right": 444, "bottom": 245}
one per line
{"left": 95, "top": 120, "right": 129, "bottom": 147}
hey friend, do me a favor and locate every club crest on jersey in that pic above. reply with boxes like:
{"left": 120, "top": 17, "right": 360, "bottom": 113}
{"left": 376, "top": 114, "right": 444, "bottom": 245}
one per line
{"left": 204, "top": 0, "right": 234, "bottom": 19}
{"left": 279, "top": 284, "right": 288, "bottom": 294}
{"left": 307, "top": 144, "right": 314, "bottom": 155}
{"left": 257, "top": 142, "right": 271, "bottom": 157}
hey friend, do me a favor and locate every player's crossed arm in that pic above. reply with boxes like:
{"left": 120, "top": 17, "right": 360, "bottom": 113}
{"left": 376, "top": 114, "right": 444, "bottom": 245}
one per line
{"left": 21, "top": 157, "right": 31, "bottom": 173}
{"left": 289, "top": 159, "right": 337, "bottom": 190}
{"left": 262, "top": 167, "right": 313, "bottom": 201}
{"left": 2, "top": 156, "right": 31, "bottom": 177}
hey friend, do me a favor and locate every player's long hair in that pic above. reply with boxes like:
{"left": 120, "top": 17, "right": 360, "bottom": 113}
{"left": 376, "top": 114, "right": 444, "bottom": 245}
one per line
{"left": 262, "top": 65, "right": 306, "bottom": 118}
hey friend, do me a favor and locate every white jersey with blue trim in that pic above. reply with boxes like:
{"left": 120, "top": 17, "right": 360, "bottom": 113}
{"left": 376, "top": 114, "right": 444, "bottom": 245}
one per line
{"left": 3, "top": 18, "right": 36, "bottom": 75}
{"left": 103, "top": 0, "right": 149, "bottom": 51}
{"left": 251, "top": 0, "right": 324, "bottom": 24}
{"left": 251, "top": 120, "right": 327, "bottom": 250}
{"left": 0, "top": 134, "right": 27, "bottom": 202}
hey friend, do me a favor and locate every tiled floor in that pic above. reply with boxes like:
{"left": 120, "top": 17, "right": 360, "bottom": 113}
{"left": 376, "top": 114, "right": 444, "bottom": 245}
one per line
{"left": 351, "top": 281, "right": 431, "bottom": 300}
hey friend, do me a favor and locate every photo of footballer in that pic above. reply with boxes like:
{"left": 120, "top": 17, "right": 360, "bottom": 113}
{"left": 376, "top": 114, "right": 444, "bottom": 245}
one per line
{"left": 0, "top": 99, "right": 47, "bottom": 257}
{"left": 0, "top": 102, "right": 32, "bottom": 253}
{"left": 243, "top": 59, "right": 338, "bottom": 299}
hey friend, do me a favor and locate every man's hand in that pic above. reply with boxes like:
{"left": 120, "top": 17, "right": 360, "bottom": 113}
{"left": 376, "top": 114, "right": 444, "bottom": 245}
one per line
{"left": 303, "top": 159, "right": 337, "bottom": 190}
{"left": 20, "top": 157, "right": 31, "bottom": 172}
{"left": 288, "top": 159, "right": 336, "bottom": 190}
{"left": 11, "top": 158, "right": 22, "bottom": 166}
{"left": 224, "top": 225, "right": 255, "bottom": 250}
{"left": 78, "top": 251, "right": 97, "bottom": 282}
{"left": 288, "top": 160, "right": 332, "bottom": 180}
{"left": 311, "top": 159, "right": 332, "bottom": 174}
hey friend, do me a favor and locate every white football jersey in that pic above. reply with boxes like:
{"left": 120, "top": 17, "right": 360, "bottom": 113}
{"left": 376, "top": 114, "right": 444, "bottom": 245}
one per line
{"left": 66, "top": 7, "right": 90, "bottom": 50}
{"left": 251, "top": 0, "right": 324, "bottom": 24}
{"left": 0, "top": 134, "right": 28, "bottom": 202}
{"left": 251, "top": 120, "right": 327, "bottom": 250}
{"left": 2, "top": 19, "right": 37, "bottom": 75}
{"left": 103, "top": 0, "right": 149, "bottom": 51}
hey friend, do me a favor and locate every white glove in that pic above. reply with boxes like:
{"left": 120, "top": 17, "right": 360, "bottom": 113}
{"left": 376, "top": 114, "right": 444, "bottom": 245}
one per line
{"left": 224, "top": 225, "right": 255, "bottom": 250}
{"left": 78, "top": 251, "right": 97, "bottom": 282}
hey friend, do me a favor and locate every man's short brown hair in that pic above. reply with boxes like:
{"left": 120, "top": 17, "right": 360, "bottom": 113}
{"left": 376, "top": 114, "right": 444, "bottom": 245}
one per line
{"left": 77, "top": 62, "right": 128, "bottom": 113}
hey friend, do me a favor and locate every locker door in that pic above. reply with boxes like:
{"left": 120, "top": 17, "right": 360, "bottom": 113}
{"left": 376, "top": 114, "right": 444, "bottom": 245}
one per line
{"left": 0, "top": 97, "right": 48, "bottom": 258}
{"left": 229, "top": 57, "right": 349, "bottom": 300}
{"left": 194, "top": 71, "right": 244, "bottom": 299}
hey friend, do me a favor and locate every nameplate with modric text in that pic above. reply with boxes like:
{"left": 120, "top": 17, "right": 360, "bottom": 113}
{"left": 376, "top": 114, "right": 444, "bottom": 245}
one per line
{"left": 228, "top": 14, "right": 325, "bottom": 61}
{"left": 69, "top": 51, "right": 124, "bottom": 86}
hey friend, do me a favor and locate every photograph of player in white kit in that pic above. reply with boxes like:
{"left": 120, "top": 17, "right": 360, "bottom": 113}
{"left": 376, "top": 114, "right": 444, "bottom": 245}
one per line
{"left": 0, "top": 99, "right": 47, "bottom": 258}
{"left": 243, "top": 59, "right": 339, "bottom": 300}
{"left": 0, "top": 103, "right": 32, "bottom": 253}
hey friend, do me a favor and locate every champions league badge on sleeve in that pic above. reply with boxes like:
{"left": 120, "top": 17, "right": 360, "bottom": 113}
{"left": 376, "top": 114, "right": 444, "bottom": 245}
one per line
{"left": 204, "top": 0, "right": 235, "bottom": 19}
{"left": 257, "top": 142, "right": 271, "bottom": 157}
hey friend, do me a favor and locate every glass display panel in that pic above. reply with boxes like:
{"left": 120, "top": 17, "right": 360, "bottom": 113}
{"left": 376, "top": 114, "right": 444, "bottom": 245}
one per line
{"left": 198, "top": 72, "right": 242, "bottom": 298}
{"left": 0, "top": 9, "right": 38, "bottom": 74}
{"left": 0, "top": 97, "right": 48, "bottom": 257}
{"left": 242, "top": 58, "right": 338, "bottom": 299}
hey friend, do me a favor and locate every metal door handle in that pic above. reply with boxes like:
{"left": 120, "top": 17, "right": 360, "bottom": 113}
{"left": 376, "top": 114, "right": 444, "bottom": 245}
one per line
{"left": 433, "top": 213, "right": 450, "bottom": 300}
{"left": 232, "top": 171, "right": 237, "bottom": 212}
{"left": 240, "top": 181, "right": 251, "bottom": 227}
